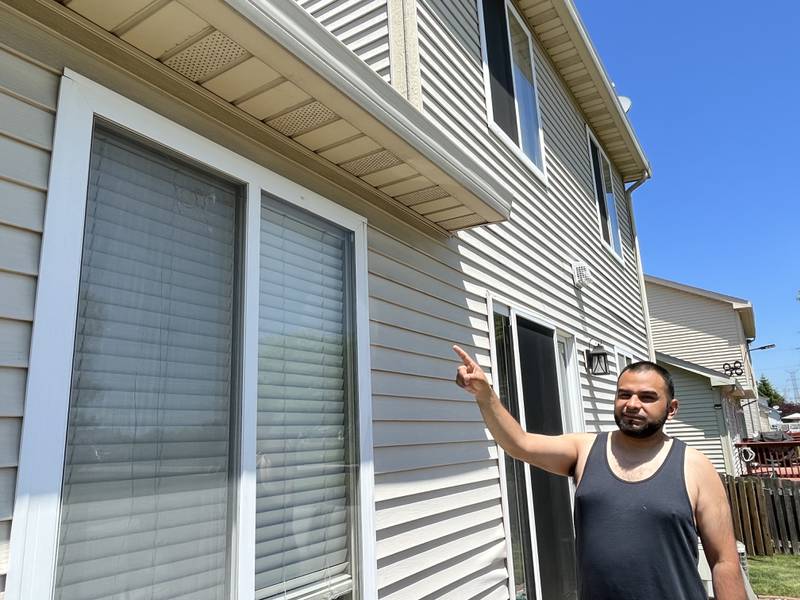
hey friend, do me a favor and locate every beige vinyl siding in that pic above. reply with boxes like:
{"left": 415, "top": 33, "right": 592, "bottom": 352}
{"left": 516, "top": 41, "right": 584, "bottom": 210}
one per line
{"left": 297, "top": 0, "right": 391, "bottom": 82}
{"left": 369, "top": 2, "right": 652, "bottom": 595}
{"left": 368, "top": 226, "right": 511, "bottom": 599}
{"left": 0, "top": 44, "right": 57, "bottom": 585}
{"left": 647, "top": 284, "right": 749, "bottom": 388}
{"left": 664, "top": 367, "right": 729, "bottom": 473}
{"left": 0, "top": 7, "right": 654, "bottom": 597}
{"left": 414, "top": 0, "right": 648, "bottom": 371}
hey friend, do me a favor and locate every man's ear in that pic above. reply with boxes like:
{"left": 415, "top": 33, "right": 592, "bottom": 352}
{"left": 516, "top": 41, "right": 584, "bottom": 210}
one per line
{"left": 667, "top": 398, "right": 679, "bottom": 420}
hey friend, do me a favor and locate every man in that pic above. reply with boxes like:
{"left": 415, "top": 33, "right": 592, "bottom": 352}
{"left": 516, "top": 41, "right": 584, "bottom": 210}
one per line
{"left": 452, "top": 345, "right": 747, "bottom": 600}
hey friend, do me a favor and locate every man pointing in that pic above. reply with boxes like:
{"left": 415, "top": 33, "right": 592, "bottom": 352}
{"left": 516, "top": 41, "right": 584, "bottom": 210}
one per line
{"left": 453, "top": 345, "right": 747, "bottom": 600}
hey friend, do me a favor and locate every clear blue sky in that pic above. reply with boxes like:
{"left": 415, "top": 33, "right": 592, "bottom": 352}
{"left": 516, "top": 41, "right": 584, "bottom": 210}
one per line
{"left": 574, "top": 1, "right": 800, "bottom": 401}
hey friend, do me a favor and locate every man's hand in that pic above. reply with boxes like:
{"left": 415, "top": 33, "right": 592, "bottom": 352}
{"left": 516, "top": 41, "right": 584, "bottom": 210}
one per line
{"left": 453, "top": 345, "right": 491, "bottom": 400}
{"left": 452, "top": 344, "right": 586, "bottom": 477}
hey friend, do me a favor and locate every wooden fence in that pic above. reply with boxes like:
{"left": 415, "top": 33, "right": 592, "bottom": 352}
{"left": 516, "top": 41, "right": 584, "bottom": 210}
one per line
{"left": 722, "top": 475, "right": 800, "bottom": 556}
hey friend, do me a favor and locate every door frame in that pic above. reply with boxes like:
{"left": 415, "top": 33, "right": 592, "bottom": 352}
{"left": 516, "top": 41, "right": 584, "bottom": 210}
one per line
{"left": 486, "top": 292, "right": 583, "bottom": 600}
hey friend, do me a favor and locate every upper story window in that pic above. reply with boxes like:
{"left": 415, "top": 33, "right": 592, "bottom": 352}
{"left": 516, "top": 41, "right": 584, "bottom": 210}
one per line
{"left": 479, "top": 0, "right": 545, "bottom": 177}
{"left": 588, "top": 132, "right": 623, "bottom": 258}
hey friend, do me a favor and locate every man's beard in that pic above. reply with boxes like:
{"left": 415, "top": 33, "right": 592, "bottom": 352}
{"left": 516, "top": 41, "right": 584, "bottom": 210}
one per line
{"left": 614, "top": 409, "right": 669, "bottom": 439}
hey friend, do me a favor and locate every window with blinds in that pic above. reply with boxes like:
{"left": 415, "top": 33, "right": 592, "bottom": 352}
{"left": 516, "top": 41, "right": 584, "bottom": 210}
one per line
{"left": 255, "top": 195, "right": 357, "bottom": 600}
{"left": 54, "top": 125, "right": 241, "bottom": 600}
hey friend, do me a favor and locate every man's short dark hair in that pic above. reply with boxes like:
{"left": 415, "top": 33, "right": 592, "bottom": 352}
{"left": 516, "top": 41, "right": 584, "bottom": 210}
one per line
{"left": 618, "top": 361, "right": 675, "bottom": 399}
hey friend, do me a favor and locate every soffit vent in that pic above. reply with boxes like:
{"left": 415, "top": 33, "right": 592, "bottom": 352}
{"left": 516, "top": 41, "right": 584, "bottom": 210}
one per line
{"left": 266, "top": 101, "right": 338, "bottom": 137}
{"left": 395, "top": 186, "right": 449, "bottom": 206}
{"left": 339, "top": 149, "right": 401, "bottom": 177}
{"left": 164, "top": 31, "right": 248, "bottom": 82}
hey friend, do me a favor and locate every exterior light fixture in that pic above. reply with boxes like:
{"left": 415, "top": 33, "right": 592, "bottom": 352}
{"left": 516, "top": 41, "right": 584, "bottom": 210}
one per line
{"left": 749, "top": 343, "right": 775, "bottom": 352}
{"left": 585, "top": 342, "right": 611, "bottom": 375}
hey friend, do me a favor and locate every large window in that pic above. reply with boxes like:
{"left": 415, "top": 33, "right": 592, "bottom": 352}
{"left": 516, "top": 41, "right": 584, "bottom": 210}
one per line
{"left": 256, "top": 196, "right": 358, "bottom": 599}
{"left": 9, "top": 72, "right": 372, "bottom": 600}
{"left": 480, "top": 0, "right": 545, "bottom": 176}
{"left": 588, "top": 134, "right": 623, "bottom": 258}
{"left": 54, "top": 126, "right": 242, "bottom": 599}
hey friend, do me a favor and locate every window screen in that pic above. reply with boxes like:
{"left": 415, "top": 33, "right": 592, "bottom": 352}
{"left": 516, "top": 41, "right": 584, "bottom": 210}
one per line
{"left": 590, "top": 138, "right": 623, "bottom": 256}
{"left": 255, "top": 195, "right": 357, "bottom": 600}
{"left": 482, "top": 0, "right": 518, "bottom": 144}
{"left": 482, "top": 0, "right": 544, "bottom": 169}
{"left": 55, "top": 124, "right": 241, "bottom": 600}
{"left": 508, "top": 8, "right": 542, "bottom": 168}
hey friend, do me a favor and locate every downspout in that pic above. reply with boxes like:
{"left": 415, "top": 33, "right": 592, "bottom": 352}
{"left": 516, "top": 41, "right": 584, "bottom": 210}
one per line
{"left": 626, "top": 170, "right": 655, "bottom": 360}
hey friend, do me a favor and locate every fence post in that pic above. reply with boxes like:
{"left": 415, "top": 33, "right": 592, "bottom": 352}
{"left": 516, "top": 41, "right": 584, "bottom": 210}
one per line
{"left": 782, "top": 480, "right": 800, "bottom": 555}
{"left": 738, "top": 478, "right": 755, "bottom": 554}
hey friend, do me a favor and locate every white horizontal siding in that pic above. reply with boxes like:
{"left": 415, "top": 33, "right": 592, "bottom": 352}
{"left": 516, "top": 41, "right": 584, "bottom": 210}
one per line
{"left": 371, "top": 1, "right": 653, "bottom": 593}
{"left": 415, "top": 0, "right": 648, "bottom": 352}
{"left": 0, "top": 44, "right": 57, "bottom": 585}
{"left": 297, "top": 0, "right": 391, "bottom": 82}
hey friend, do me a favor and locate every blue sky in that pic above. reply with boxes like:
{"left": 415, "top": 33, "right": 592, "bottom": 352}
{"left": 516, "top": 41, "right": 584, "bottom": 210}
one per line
{"left": 574, "top": 1, "right": 800, "bottom": 401}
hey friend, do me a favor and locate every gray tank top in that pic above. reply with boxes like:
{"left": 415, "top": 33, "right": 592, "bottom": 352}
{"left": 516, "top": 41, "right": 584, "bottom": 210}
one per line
{"left": 574, "top": 432, "right": 706, "bottom": 600}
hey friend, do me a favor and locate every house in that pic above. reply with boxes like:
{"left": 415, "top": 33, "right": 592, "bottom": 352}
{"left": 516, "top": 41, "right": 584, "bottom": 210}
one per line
{"left": 0, "top": 1, "right": 653, "bottom": 598}
{"left": 742, "top": 396, "right": 781, "bottom": 437}
{"left": 645, "top": 275, "right": 759, "bottom": 474}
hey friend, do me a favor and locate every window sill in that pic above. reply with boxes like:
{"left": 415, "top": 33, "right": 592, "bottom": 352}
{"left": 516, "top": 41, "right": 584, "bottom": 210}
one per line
{"left": 488, "top": 120, "right": 548, "bottom": 187}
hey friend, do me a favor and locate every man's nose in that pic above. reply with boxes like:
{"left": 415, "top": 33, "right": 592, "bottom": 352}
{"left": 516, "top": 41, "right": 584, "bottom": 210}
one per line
{"left": 625, "top": 395, "right": 642, "bottom": 410}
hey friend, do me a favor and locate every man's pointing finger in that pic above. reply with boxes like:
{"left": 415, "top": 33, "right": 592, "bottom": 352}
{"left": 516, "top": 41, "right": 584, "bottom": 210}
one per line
{"left": 452, "top": 345, "right": 476, "bottom": 367}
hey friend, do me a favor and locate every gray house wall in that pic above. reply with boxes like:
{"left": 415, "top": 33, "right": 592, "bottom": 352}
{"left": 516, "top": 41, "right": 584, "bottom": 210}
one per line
{"left": 664, "top": 366, "right": 731, "bottom": 474}
{"left": 1, "top": 1, "right": 653, "bottom": 599}
{"left": 0, "top": 45, "right": 56, "bottom": 590}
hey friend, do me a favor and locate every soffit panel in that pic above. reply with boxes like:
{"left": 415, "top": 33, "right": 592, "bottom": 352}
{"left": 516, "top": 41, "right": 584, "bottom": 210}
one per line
{"left": 56, "top": 0, "right": 505, "bottom": 232}
{"left": 518, "top": 0, "right": 650, "bottom": 182}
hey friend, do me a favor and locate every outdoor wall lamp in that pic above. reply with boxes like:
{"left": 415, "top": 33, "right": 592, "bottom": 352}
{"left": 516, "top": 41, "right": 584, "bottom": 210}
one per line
{"left": 585, "top": 342, "right": 612, "bottom": 375}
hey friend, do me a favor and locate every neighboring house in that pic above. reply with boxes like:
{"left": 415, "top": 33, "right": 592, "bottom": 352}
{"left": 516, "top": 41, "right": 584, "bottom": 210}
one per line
{"left": 656, "top": 352, "right": 746, "bottom": 475}
{"left": 742, "top": 396, "right": 781, "bottom": 437}
{"left": 0, "top": 1, "right": 653, "bottom": 599}
{"left": 646, "top": 275, "right": 759, "bottom": 474}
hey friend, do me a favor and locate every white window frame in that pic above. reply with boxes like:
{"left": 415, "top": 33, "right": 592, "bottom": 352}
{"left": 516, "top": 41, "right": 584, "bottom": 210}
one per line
{"left": 6, "top": 70, "right": 376, "bottom": 600}
{"left": 615, "top": 346, "right": 636, "bottom": 375}
{"left": 486, "top": 293, "right": 583, "bottom": 600}
{"left": 477, "top": 0, "right": 548, "bottom": 184}
{"left": 586, "top": 126, "right": 624, "bottom": 263}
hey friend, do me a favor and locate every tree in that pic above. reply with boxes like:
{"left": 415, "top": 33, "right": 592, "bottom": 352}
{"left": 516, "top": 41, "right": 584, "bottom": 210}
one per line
{"left": 758, "top": 375, "right": 785, "bottom": 406}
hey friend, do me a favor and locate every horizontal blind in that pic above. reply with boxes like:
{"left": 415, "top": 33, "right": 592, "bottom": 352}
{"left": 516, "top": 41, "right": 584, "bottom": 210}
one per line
{"left": 55, "top": 126, "right": 239, "bottom": 600}
{"left": 256, "top": 195, "right": 355, "bottom": 600}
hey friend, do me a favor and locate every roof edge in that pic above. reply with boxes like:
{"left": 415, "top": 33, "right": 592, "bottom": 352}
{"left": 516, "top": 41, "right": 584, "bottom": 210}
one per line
{"left": 554, "top": 0, "right": 651, "bottom": 180}
{"left": 223, "top": 0, "right": 513, "bottom": 222}
{"left": 645, "top": 275, "right": 756, "bottom": 339}
{"left": 656, "top": 352, "right": 735, "bottom": 388}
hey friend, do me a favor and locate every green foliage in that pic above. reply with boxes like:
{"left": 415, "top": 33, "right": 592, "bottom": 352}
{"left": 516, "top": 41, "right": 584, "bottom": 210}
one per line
{"left": 758, "top": 375, "right": 785, "bottom": 406}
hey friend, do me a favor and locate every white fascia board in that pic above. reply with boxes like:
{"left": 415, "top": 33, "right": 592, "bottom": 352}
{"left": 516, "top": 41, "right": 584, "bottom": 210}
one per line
{"left": 656, "top": 352, "right": 735, "bottom": 388}
{"left": 554, "top": 0, "right": 651, "bottom": 179}
{"left": 220, "top": 0, "right": 512, "bottom": 222}
{"left": 644, "top": 274, "right": 752, "bottom": 307}
{"left": 644, "top": 275, "right": 757, "bottom": 340}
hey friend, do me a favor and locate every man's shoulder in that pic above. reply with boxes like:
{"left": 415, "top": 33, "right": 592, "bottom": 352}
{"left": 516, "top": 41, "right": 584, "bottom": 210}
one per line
{"left": 680, "top": 443, "right": 719, "bottom": 480}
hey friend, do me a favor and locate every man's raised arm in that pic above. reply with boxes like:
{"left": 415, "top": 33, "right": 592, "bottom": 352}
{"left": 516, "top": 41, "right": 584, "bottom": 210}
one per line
{"left": 453, "top": 345, "right": 583, "bottom": 477}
